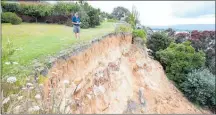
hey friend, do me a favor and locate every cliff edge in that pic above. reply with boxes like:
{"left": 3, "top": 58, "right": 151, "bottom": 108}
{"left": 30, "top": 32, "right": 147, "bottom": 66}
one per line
{"left": 42, "top": 33, "right": 210, "bottom": 114}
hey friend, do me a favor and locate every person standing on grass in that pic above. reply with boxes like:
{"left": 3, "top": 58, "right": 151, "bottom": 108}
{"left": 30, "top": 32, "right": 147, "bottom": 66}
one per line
{"left": 72, "top": 12, "right": 81, "bottom": 39}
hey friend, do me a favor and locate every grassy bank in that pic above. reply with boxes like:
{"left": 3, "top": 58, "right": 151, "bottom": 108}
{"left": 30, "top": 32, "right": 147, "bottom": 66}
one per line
{"left": 2, "top": 22, "right": 115, "bottom": 78}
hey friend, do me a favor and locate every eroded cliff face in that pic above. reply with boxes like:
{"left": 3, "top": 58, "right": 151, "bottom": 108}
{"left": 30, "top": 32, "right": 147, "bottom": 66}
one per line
{"left": 42, "top": 33, "right": 210, "bottom": 114}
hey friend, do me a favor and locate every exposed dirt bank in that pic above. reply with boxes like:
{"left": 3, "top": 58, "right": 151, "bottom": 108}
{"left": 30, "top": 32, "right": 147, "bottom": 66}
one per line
{"left": 42, "top": 33, "right": 211, "bottom": 114}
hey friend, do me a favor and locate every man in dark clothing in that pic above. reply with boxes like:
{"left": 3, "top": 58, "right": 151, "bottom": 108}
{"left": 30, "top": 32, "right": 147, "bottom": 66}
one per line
{"left": 72, "top": 12, "right": 81, "bottom": 39}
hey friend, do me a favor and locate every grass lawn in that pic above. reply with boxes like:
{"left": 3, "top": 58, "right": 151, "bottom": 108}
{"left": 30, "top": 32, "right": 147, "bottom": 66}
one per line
{"left": 2, "top": 22, "right": 115, "bottom": 78}
{"left": 2, "top": 22, "right": 115, "bottom": 64}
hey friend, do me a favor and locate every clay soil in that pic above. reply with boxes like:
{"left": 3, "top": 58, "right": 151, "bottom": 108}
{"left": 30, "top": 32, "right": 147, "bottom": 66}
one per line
{"left": 43, "top": 34, "right": 211, "bottom": 114}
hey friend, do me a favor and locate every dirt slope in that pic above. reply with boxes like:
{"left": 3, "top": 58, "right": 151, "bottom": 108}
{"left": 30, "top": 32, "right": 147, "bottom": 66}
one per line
{"left": 43, "top": 33, "right": 210, "bottom": 114}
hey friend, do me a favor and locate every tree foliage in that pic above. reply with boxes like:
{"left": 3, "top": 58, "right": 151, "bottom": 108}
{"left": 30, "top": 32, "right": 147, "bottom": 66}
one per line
{"left": 180, "top": 68, "right": 215, "bottom": 110}
{"left": 80, "top": 2, "right": 100, "bottom": 28}
{"left": 156, "top": 41, "right": 206, "bottom": 85}
{"left": 18, "top": 3, "right": 53, "bottom": 22}
{"left": 111, "top": 6, "right": 130, "bottom": 20}
{"left": 78, "top": 6, "right": 90, "bottom": 29}
{"left": 87, "top": 8, "right": 100, "bottom": 27}
{"left": 100, "top": 11, "right": 113, "bottom": 19}
{"left": 175, "top": 33, "right": 189, "bottom": 43}
{"left": 189, "top": 30, "right": 215, "bottom": 74}
{"left": 164, "top": 28, "right": 175, "bottom": 37}
{"left": 1, "top": 12, "right": 22, "bottom": 24}
{"left": 132, "top": 29, "right": 146, "bottom": 42}
{"left": 128, "top": 5, "right": 140, "bottom": 29}
{"left": 52, "top": 2, "right": 79, "bottom": 16}
{"left": 1, "top": 1, "right": 101, "bottom": 28}
{"left": 147, "top": 32, "right": 173, "bottom": 57}
{"left": 1, "top": 2, "right": 20, "bottom": 12}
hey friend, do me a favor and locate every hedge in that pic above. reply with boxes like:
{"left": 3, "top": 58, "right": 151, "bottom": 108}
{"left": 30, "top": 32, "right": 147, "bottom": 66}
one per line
{"left": 1, "top": 12, "right": 22, "bottom": 25}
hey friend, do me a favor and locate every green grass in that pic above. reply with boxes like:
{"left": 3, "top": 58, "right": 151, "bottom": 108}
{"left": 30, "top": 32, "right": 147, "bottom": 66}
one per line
{"left": 2, "top": 22, "right": 115, "bottom": 65}
{"left": 2, "top": 22, "right": 115, "bottom": 78}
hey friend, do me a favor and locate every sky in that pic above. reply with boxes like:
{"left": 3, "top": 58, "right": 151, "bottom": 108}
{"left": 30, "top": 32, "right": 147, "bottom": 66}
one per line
{"left": 88, "top": 1, "right": 215, "bottom": 26}
{"left": 48, "top": 1, "right": 215, "bottom": 26}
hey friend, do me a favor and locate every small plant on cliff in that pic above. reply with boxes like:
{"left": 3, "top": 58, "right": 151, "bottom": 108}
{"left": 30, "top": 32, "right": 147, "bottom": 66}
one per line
{"left": 132, "top": 29, "right": 147, "bottom": 43}
{"left": 156, "top": 41, "right": 206, "bottom": 86}
{"left": 115, "top": 23, "right": 132, "bottom": 33}
{"left": 180, "top": 68, "right": 215, "bottom": 111}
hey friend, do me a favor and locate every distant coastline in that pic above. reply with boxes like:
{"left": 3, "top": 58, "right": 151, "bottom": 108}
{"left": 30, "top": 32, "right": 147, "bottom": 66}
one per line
{"left": 148, "top": 24, "right": 215, "bottom": 31}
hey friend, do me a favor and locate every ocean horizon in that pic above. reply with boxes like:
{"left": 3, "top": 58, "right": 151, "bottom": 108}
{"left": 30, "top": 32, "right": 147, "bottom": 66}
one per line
{"left": 148, "top": 24, "right": 215, "bottom": 31}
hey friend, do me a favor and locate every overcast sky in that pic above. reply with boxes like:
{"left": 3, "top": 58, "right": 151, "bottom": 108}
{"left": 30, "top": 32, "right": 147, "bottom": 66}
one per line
{"left": 48, "top": 1, "right": 215, "bottom": 26}
{"left": 88, "top": 1, "right": 215, "bottom": 26}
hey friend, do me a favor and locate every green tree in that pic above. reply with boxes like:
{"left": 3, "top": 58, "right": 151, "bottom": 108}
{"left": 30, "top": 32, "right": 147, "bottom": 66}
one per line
{"left": 180, "top": 68, "right": 215, "bottom": 111}
{"left": 127, "top": 5, "right": 140, "bottom": 29}
{"left": 1, "top": 2, "right": 20, "bottom": 13}
{"left": 189, "top": 30, "right": 215, "bottom": 74}
{"left": 19, "top": 3, "right": 52, "bottom": 22}
{"left": 147, "top": 32, "right": 173, "bottom": 57}
{"left": 87, "top": 8, "right": 100, "bottom": 27}
{"left": 111, "top": 6, "right": 130, "bottom": 20}
{"left": 80, "top": 2, "right": 100, "bottom": 28}
{"left": 164, "top": 28, "right": 175, "bottom": 37}
{"left": 52, "top": 2, "right": 79, "bottom": 16}
{"left": 78, "top": 6, "right": 90, "bottom": 28}
{"left": 156, "top": 41, "right": 206, "bottom": 85}
{"left": 100, "top": 11, "right": 113, "bottom": 21}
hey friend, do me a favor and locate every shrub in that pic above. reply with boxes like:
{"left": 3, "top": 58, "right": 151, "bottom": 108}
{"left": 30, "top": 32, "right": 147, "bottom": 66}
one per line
{"left": 78, "top": 9, "right": 90, "bottom": 29}
{"left": 147, "top": 32, "right": 173, "bottom": 57}
{"left": 80, "top": 15, "right": 90, "bottom": 29}
{"left": 180, "top": 68, "right": 215, "bottom": 110}
{"left": 115, "top": 23, "right": 132, "bottom": 33}
{"left": 10, "top": 15, "right": 22, "bottom": 25}
{"left": 132, "top": 29, "right": 146, "bottom": 42}
{"left": 80, "top": 2, "right": 100, "bottom": 28}
{"left": 156, "top": 41, "right": 206, "bottom": 85}
{"left": 87, "top": 9, "right": 100, "bottom": 28}
{"left": 132, "top": 29, "right": 147, "bottom": 44}
{"left": 1, "top": 12, "right": 22, "bottom": 25}
{"left": 1, "top": 12, "right": 10, "bottom": 23}
{"left": 207, "top": 57, "right": 215, "bottom": 75}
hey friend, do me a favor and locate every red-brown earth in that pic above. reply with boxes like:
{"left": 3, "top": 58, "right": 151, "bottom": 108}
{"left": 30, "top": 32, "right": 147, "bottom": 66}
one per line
{"left": 42, "top": 33, "right": 211, "bottom": 114}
